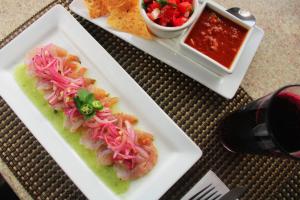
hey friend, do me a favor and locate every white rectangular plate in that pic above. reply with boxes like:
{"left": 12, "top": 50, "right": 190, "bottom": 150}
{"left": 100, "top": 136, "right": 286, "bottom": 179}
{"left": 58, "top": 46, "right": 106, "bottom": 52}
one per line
{"left": 0, "top": 5, "right": 202, "bottom": 200}
{"left": 69, "top": 0, "right": 264, "bottom": 99}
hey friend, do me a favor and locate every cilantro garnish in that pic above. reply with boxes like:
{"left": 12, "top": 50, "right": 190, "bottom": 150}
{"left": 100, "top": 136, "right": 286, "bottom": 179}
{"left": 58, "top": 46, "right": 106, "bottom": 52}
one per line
{"left": 157, "top": 0, "right": 168, "bottom": 6}
{"left": 74, "top": 89, "right": 103, "bottom": 119}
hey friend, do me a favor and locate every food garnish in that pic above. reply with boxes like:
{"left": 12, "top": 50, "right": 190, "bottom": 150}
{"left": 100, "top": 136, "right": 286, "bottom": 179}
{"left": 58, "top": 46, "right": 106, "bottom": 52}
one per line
{"left": 74, "top": 89, "right": 103, "bottom": 119}
{"left": 143, "top": 0, "right": 193, "bottom": 27}
{"left": 25, "top": 44, "right": 157, "bottom": 180}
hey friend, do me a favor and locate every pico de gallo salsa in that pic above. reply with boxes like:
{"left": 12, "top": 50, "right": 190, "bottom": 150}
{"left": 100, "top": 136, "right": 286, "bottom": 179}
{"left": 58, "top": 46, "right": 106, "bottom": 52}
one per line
{"left": 143, "top": 0, "right": 194, "bottom": 27}
{"left": 185, "top": 7, "right": 248, "bottom": 69}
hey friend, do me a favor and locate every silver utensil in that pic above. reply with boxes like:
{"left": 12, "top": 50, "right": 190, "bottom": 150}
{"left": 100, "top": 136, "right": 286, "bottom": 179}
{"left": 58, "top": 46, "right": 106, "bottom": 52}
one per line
{"left": 188, "top": 184, "right": 222, "bottom": 200}
{"left": 219, "top": 187, "right": 246, "bottom": 200}
{"left": 226, "top": 7, "right": 256, "bottom": 27}
{"left": 181, "top": 171, "right": 229, "bottom": 200}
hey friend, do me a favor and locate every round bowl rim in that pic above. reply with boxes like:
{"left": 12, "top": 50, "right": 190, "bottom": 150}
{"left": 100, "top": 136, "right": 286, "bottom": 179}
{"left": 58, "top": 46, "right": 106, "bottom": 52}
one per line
{"left": 139, "top": 0, "right": 200, "bottom": 32}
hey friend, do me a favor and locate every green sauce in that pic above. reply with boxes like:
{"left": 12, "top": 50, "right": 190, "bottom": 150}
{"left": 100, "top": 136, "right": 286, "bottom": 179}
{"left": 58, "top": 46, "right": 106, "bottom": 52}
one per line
{"left": 14, "top": 65, "right": 129, "bottom": 194}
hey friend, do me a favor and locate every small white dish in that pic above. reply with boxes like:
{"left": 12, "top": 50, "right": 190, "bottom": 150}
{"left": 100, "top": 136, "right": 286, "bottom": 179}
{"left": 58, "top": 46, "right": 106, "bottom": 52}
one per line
{"left": 69, "top": 0, "right": 264, "bottom": 99}
{"left": 0, "top": 5, "right": 202, "bottom": 200}
{"left": 180, "top": 1, "right": 254, "bottom": 76}
{"left": 139, "top": 0, "right": 200, "bottom": 38}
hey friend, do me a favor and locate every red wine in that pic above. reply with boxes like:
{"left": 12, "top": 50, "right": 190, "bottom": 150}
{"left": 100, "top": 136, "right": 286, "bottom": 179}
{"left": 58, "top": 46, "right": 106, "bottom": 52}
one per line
{"left": 219, "top": 109, "right": 265, "bottom": 154}
{"left": 219, "top": 86, "right": 300, "bottom": 158}
{"left": 269, "top": 92, "right": 300, "bottom": 153}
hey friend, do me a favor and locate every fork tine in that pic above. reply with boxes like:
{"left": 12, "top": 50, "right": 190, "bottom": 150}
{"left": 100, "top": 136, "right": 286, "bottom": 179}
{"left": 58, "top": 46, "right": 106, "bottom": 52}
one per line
{"left": 195, "top": 186, "right": 214, "bottom": 200}
{"left": 210, "top": 194, "right": 222, "bottom": 200}
{"left": 203, "top": 190, "right": 217, "bottom": 200}
{"left": 188, "top": 184, "right": 212, "bottom": 200}
{"left": 193, "top": 186, "right": 215, "bottom": 200}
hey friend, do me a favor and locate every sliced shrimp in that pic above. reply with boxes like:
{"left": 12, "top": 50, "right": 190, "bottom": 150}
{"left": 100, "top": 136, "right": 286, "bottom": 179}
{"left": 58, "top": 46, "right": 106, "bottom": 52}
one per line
{"left": 81, "top": 130, "right": 114, "bottom": 166}
{"left": 78, "top": 67, "right": 87, "bottom": 75}
{"left": 84, "top": 77, "right": 96, "bottom": 86}
{"left": 136, "top": 131, "right": 153, "bottom": 145}
{"left": 114, "top": 131, "right": 157, "bottom": 180}
{"left": 64, "top": 61, "right": 78, "bottom": 72}
{"left": 55, "top": 49, "right": 82, "bottom": 77}
{"left": 97, "top": 143, "right": 114, "bottom": 166}
{"left": 67, "top": 66, "right": 85, "bottom": 78}
{"left": 102, "top": 97, "right": 119, "bottom": 107}
{"left": 93, "top": 87, "right": 109, "bottom": 100}
{"left": 64, "top": 117, "right": 84, "bottom": 132}
{"left": 115, "top": 113, "right": 138, "bottom": 125}
{"left": 80, "top": 131, "right": 104, "bottom": 150}
{"left": 36, "top": 79, "right": 52, "bottom": 90}
{"left": 51, "top": 45, "right": 68, "bottom": 58}
{"left": 66, "top": 54, "right": 80, "bottom": 63}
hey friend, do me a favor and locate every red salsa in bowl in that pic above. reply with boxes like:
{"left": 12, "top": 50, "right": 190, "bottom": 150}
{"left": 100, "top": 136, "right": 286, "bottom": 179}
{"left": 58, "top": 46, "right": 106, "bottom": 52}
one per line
{"left": 143, "top": 0, "right": 194, "bottom": 27}
{"left": 184, "top": 7, "right": 249, "bottom": 69}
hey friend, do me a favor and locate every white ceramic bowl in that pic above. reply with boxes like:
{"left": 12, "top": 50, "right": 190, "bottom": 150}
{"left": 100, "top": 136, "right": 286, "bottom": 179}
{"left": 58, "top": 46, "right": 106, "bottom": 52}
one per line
{"left": 180, "top": 1, "right": 254, "bottom": 76}
{"left": 139, "top": 0, "right": 200, "bottom": 38}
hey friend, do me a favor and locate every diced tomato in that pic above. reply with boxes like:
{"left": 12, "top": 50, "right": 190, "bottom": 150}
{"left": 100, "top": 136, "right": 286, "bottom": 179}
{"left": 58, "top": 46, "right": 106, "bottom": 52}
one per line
{"left": 172, "top": 16, "right": 188, "bottom": 26}
{"left": 158, "top": 17, "right": 168, "bottom": 26}
{"left": 159, "top": 5, "right": 175, "bottom": 25}
{"left": 147, "top": 13, "right": 155, "bottom": 21}
{"left": 147, "top": 1, "right": 161, "bottom": 12}
{"left": 173, "top": 9, "right": 181, "bottom": 17}
{"left": 178, "top": 2, "right": 192, "bottom": 14}
{"left": 184, "top": 11, "right": 191, "bottom": 18}
{"left": 144, "top": 0, "right": 192, "bottom": 27}
{"left": 181, "top": 0, "right": 192, "bottom": 3}
{"left": 167, "top": 0, "right": 177, "bottom": 6}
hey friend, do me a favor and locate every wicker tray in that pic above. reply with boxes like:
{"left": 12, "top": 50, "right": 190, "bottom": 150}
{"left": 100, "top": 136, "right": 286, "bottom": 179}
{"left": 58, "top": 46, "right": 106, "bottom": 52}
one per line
{"left": 0, "top": 1, "right": 299, "bottom": 199}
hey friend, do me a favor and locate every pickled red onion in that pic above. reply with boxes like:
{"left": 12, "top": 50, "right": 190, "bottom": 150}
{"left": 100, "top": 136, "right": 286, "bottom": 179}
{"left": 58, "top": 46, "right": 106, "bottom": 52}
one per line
{"left": 26, "top": 44, "right": 150, "bottom": 169}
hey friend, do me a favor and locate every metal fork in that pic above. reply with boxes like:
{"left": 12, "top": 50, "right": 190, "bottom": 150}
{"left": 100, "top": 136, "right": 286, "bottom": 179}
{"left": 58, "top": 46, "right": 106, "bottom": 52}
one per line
{"left": 188, "top": 184, "right": 222, "bottom": 200}
{"left": 181, "top": 171, "right": 229, "bottom": 200}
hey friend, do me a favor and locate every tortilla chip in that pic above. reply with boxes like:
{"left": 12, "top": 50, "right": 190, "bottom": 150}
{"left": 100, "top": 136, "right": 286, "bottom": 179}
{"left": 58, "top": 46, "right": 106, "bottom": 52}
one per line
{"left": 112, "top": 0, "right": 137, "bottom": 7}
{"left": 106, "top": 0, "right": 129, "bottom": 11}
{"left": 84, "top": 0, "right": 108, "bottom": 18}
{"left": 107, "top": 2, "right": 152, "bottom": 39}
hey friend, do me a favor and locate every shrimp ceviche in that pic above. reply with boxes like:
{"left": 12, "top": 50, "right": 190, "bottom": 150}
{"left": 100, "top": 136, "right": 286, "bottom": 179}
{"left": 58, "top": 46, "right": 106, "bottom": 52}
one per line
{"left": 25, "top": 43, "right": 157, "bottom": 180}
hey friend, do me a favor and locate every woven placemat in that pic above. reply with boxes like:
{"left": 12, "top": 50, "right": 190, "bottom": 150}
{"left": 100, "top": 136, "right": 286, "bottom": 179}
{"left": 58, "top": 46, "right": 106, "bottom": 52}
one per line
{"left": 1, "top": 1, "right": 300, "bottom": 199}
